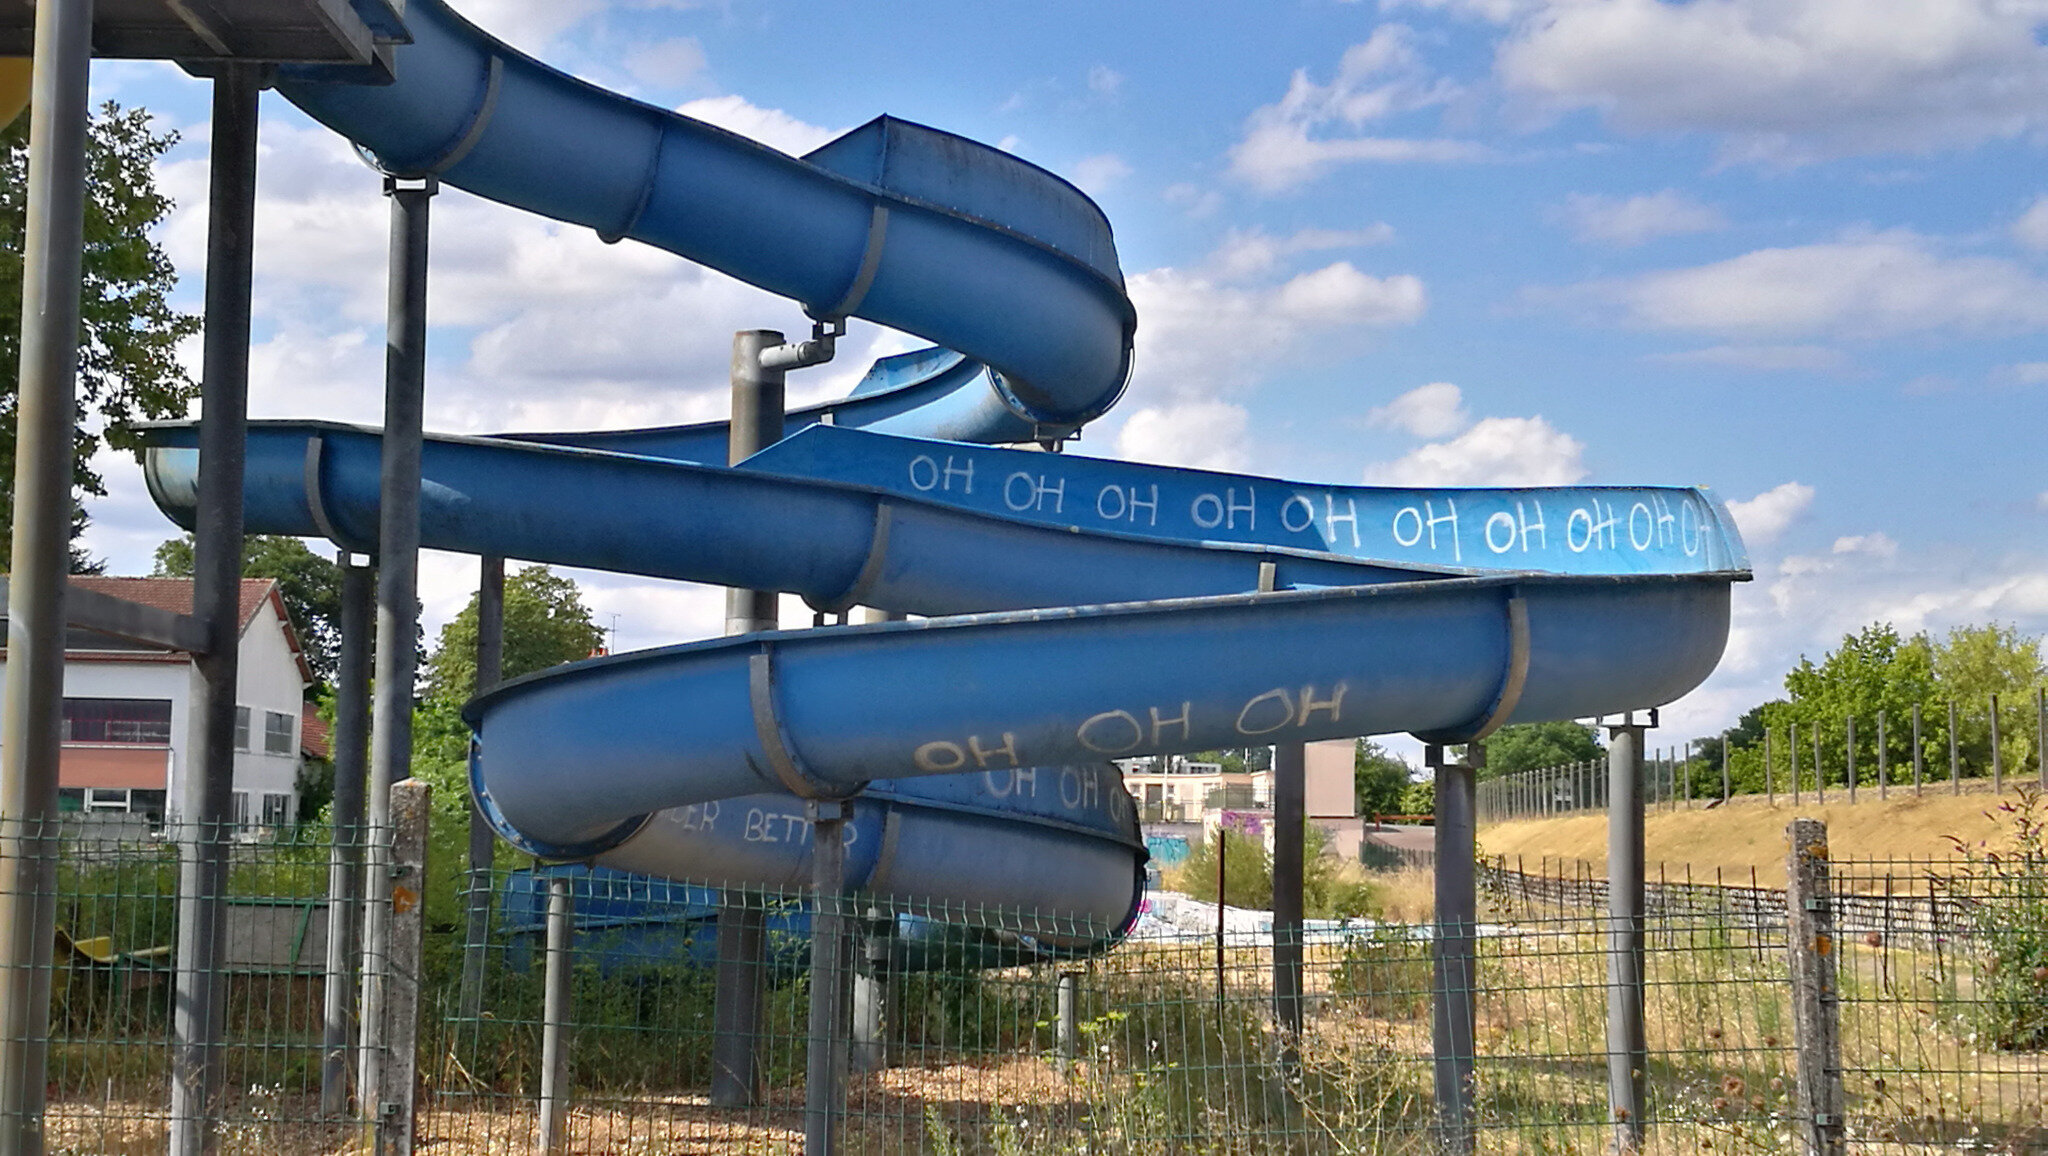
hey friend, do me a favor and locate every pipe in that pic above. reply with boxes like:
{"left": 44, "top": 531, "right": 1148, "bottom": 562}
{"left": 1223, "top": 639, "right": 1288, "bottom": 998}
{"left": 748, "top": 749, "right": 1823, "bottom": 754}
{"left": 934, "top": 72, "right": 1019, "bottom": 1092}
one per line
{"left": 1605, "top": 720, "right": 1648, "bottom": 1154}
{"left": 0, "top": 5, "right": 91, "bottom": 1151}
{"left": 169, "top": 62, "right": 261, "bottom": 1156}
{"left": 321, "top": 555, "right": 374, "bottom": 1116}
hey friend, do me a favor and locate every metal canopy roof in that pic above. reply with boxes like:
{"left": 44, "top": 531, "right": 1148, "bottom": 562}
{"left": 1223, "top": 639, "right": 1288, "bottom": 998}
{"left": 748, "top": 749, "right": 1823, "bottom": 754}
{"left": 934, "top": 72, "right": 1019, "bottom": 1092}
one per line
{"left": 0, "top": 0, "right": 405, "bottom": 65}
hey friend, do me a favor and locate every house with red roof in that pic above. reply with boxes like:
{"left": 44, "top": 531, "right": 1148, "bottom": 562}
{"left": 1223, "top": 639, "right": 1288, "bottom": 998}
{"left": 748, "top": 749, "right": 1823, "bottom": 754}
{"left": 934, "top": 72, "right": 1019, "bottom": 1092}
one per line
{"left": 0, "top": 577, "right": 314, "bottom": 831}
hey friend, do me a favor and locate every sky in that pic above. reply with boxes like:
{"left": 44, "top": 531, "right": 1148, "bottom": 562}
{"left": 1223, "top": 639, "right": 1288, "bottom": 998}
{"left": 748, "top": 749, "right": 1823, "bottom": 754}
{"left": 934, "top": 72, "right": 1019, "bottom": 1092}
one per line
{"left": 68, "top": 0, "right": 2048, "bottom": 757}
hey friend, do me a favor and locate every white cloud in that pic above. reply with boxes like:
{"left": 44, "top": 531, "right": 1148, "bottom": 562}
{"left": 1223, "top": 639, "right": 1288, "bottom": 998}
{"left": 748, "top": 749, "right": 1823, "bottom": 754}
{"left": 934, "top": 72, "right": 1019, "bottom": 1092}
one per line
{"left": 1112, "top": 401, "right": 1252, "bottom": 472}
{"left": 675, "top": 95, "right": 842, "bottom": 156}
{"left": 1071, "top": 153, "right": 1133, "bottom": 194}
{"left": 1654, "top": 344, "right": 1850, "bottom": 373}
{"left": 1725, "top": 482, "right": 1814, "bottom": 545}
{"left": 2003, "top": 362, "right": 2048, "bottom": 385}
{"left": 1207, "top": 225, "right": 1395, "bottom": 279}
{"left": 1561, "top": 231, "right": 2048, "bottom": 338}
{"left": 1363, "top": 415, "right": 1586, "bottom": 486}
{"left": 1087, "top": 65, "right": 1125, "bottom": 97}
{"left": 1494, "top": 0, "right": 2048, "bottom": 164}
{"left": 1832, "top": 532, "right": 1899, "bottom": 559}
{"left": 1126, "top": 260, "right": 1425, "bottom": 403}
{"left": 456, "top": 0, "right": 608, "bottom": 51}
{"left": 2015, "top": 195, "right": 2048, "bottom": 251}
{"left": 624, "top": 36, "right": 709, "bottom": 90}
{"left": 1228, "top": 25, "right": 1489, "bottom": 193}
{"left": 1557, "top": 190, "right": 1725, "bottom": 247}
{"left": 2038, "top": 491, "right": 2048, "bottom": 511}
{"left": 1163, "top": 183, "right": 1225, "bottom": 219}
{"left": 1367, "top": 382, "right": 1470, "bottom": 438}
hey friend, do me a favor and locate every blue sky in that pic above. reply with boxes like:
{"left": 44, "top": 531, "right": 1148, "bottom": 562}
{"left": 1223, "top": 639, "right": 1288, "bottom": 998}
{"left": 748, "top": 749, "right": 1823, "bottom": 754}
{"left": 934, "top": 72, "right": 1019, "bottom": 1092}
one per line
{"left": 74, "top": 0, "right": 2048, "bottom": 750}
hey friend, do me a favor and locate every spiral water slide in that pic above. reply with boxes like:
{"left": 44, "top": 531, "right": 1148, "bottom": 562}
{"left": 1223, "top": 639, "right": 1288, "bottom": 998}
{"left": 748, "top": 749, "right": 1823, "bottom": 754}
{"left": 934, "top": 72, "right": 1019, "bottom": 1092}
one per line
{"left": 143, "top": 0, "right": 1748, "bottom": 954}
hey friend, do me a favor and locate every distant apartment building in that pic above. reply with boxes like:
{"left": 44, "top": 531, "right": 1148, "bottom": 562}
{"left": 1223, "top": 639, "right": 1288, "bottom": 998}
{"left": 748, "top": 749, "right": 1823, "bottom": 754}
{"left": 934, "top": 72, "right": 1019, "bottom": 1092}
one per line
{"left": 1120, "top": 740, "right": 1365, "bottom": 860}
{"left": 0, "top": 577, "right": 315, "bottom": 830}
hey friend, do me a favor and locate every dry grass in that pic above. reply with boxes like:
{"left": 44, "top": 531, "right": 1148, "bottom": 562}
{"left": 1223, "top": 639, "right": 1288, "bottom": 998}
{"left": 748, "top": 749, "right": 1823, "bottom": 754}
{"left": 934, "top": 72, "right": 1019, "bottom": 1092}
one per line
{"left": 1481, "top": 788, "right": 2024, "bottom": 887}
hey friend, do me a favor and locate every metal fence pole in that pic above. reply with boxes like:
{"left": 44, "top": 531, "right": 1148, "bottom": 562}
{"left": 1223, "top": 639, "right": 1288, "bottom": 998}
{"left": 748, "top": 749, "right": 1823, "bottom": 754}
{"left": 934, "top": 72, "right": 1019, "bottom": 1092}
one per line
{"left": 537, "top": 871, "right": 574, "bottom": 1156}
{"left": 1845, "top": 717, "right": 1856, "bottom": 805}
{"left": 322, "top": 556, "right": 374, "bottom": 1117}
{"left": 1948, "top": 701, "right": 1960, "bottom": 794}
{"left": 379, "top": 780, "right": 430, "bottom": 1156}
{"left": 806, "top": 799, "right": 851, "bottom": 1156}
{"left": 2038, "top": 687, "right": 2045, "bottom": 790}
{"left": 1721, "top": 737, "right": 1730, "bottom": 803}
{"left": 1813, "top": 724, "right": 1824, "bottom": 805}
{"left": 0, "top": 4, "right": 94, "bottom": 1149}
{"left": 1911, "top": 702, "right": 1923, "bottom": 796}
{"left": 711, "top": 329, "right": 786, "bottom": 1108}
{"left": 360, "top": 173, "right": 435, "bottom": 1121}
{"left": 1604, "top": 717, "right": 1650, "bottom": 1154}
{"left": 1790, "top": 724, "right": 1800, "bottom": 805}
{"left": 1765, "top": 727, "right": 1775, "bottom": 806}
{"left": 1876, "top": 711, "right": 1887, "bottom": 801}
{"left": 168, "top": 62, "right": 261, "bottom": 1156}
{"left": 1990, "top": 694, "right": 2003, "bottom": 795}
{"left": 458, "top": 555, "right": 504, "bottom": 1026}
{"left": 1786, "top": 819, "right": 1845, "bottom": 1156}
{"left": 1272, "top": 741, "right": 1305, "bottom": 1064}
{"left": 1429, "top": 742, "right": 1479, "bottom": 1155}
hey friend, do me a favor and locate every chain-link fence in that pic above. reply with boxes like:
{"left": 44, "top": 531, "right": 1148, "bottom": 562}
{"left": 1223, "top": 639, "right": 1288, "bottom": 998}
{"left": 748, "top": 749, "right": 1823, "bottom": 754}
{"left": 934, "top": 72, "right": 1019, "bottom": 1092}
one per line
{"left": 10, "top": 820, "right": 2047, "bottom": 1153}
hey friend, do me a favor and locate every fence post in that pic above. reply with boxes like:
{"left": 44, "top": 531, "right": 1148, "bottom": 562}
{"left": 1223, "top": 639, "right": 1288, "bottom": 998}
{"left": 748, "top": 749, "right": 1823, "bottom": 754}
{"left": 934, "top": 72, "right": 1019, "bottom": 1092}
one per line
{"left": 1721, "top": 737, "right": 1730, "bottom": 804}
{"left": 1785, "top": 818, "right": 1844, "bottom": 1156}
{"left": 1948, "top": 702, "right": 1960, "bottom": 794}
{"left": 1845, "top": 717, "right": 1856, "bottom": 804}
{"left": 1990, "top": 694, "right": 2004, "bottom": 794}
{"left": 1055, "top": 969, "right": 1081, "bottom": 1068}
{"left": 537, "top": 870, "right": 574, "bottom": 1156}
{"left": 1428, "top": 742, "right": 1480, "bottom": 1155}
{"left": 1876, "top": 711, "right": 1887, "bottom": 801}
{"left": 851, "top": 910, "right": 893, "bottom": 1074}
{"left": 806, "top": 799, "right": 851, "bottom": 1156}
{"left": 377, "top": 778, "right": 430, "bottom": 1156}
{"left": 1813, "top": 724, "right": 1825, "bottom": 804}
{"left": 1604, "top": 716, "right": 1650, "bottom": 1154}
{"left": 1765, "top": 728, "right": 1776, "bottom": 805}
{"left": 2038, "top": 687, "right": 2046, "bottom": 790}
{"left": 1790, "top": 724, "right": 1800, "bottom": 805}
{"left": 1911, "top": 703, "right": 1923, "bottom": 796}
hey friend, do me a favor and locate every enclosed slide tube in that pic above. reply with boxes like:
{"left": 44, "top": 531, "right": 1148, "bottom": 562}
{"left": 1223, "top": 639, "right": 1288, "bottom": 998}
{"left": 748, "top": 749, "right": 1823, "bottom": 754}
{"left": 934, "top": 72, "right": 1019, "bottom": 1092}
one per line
{"left": 272, "top": 0, "right": 1135, "bottom": 442}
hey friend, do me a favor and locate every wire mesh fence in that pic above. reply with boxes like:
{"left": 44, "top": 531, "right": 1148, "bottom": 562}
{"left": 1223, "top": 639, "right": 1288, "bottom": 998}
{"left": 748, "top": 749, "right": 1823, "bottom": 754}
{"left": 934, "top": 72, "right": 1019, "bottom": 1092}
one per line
{"left": 1479, "top": 689, "right": 2048, "bottom": 824}
{"left": 7, "top": 814, "right": 2047, "bottom": 1153}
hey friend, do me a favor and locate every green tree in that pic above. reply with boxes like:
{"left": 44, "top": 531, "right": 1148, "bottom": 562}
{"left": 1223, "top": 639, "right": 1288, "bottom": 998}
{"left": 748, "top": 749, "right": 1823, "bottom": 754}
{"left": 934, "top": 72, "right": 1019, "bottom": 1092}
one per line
{"left": 1773, "top": 623, "right": 1939, "bottom": 788}
{"left": 153, "top": 534, "right": 343, "bottom": 692}
{"left": 424, "top": 565, "right": 603, "bottom": 704}
{"left": 1354, "top": 738, "right": 1414, "bottom": 818}
{"left": 1933, "top": 623, "right": 2044, "bottom": 781}
{"left": 1476, "top": 721, "right": 1603, "bottom": 780}
{"left": 3, "top": 104, "right": 199, "bottom": 565}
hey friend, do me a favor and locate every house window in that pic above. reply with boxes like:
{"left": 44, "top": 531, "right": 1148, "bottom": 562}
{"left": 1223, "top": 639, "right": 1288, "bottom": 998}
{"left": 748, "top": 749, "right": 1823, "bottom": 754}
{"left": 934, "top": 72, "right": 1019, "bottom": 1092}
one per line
{"left": 61, "top": 698, "right": 171, "bottom": 745}
{"left": 130, "top": 790, "right": 168, "bottom": 825}
{"left": 261, "top": 793, "right": 292, "bottom": 828}
{"left": 84, "top": 788, "right": 130, "bottom": 813}
{"left": 263, "top": 711, "right": 294, "bottom": 755}
{"left": 231, "top": 791, "right": 250, "bottom": 830}
{"left": 233, "top": 707, "right": 251, "bottom": 752}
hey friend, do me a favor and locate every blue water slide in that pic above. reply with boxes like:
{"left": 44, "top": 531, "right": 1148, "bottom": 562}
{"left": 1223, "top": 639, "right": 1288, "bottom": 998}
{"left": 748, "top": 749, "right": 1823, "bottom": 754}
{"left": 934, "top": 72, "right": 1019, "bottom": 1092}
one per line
{"left": 272, "top": 0, "right": 1135, "bottom": 440}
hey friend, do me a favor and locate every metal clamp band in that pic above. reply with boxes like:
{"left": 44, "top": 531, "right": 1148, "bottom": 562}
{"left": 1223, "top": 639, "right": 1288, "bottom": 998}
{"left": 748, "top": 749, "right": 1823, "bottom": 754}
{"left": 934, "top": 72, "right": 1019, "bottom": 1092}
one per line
{"left": 599, "top": 118, "right": 666, "bottom": 244}
{"left": 421, "top": 55, "right": 503, "bottom": 175}
{"left": 814, "top": 202, "right": 890, "bottom": 321}
{"left": 810, "top": 502, "right": 894, "bottom": 615}
{"left": 748, "top": 648, "right": 857, "bottom": 799}
{"left": 302, "top": 436, "right": 352, "bottom": 552}
{"left": 1414, "top": 592, "right": 1530, "bottom": 744}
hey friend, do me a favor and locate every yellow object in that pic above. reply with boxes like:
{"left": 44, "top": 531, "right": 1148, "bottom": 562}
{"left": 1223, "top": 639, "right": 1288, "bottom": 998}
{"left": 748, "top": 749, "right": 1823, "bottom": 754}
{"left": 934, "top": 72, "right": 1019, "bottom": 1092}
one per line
{"left": 0, "top": 57, "right": 29, "bottom": 131}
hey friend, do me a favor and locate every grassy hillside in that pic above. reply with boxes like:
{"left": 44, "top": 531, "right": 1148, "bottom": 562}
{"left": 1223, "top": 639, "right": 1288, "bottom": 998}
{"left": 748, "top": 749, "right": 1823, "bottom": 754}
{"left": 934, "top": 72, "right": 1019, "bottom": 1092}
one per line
{"left": 1478, "top": 787, "right": 2030, "bottom": 888}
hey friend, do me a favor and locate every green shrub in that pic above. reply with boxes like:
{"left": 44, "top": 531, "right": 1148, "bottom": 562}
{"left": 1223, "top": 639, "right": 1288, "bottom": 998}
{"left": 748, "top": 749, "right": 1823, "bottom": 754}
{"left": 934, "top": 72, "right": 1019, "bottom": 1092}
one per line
{"left": 1947, "top": 786, "right": 2048, "bottom": 1050}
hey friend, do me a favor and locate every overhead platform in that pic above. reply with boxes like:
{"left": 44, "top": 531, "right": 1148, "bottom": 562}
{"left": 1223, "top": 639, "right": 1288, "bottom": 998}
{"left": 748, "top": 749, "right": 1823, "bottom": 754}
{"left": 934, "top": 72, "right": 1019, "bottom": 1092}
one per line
{"left": 0, "top": 0, "right": 405, "bottom": 65}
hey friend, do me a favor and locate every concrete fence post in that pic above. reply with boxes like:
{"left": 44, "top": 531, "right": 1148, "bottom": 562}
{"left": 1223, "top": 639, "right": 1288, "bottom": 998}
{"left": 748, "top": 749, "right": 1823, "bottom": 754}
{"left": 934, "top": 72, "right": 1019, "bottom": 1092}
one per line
{"left": 1786, "top": 818, "right": 1844, "bottom": 1156}
{"left": 376, "top": 779, "right": 431, "bottom": 1156}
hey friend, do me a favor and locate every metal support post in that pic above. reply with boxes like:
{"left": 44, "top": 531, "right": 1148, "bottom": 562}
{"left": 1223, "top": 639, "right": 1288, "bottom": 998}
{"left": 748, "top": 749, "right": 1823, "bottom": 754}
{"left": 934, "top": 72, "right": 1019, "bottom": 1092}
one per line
{"left": 1765, "top": 727, "right": 1775, "bottom": 805}
{"left": 1429, "top": 742, "right": 1479, "bottom": 1155}
{"left": 360, "top": 174, "right": 436, "bottom": 1118}
{"left": 806, "top": 799, "right": 851, "bottom": 1156}
{"left": 537, "top": 872, "right": 574, "bottom": 1155}
{"left": 1786, "top": 819, "right": 1844, "bottom": 1156}
{"left": 458, "top": 556, "right": 504, "bottom": 1025}
{"left": 0, "top": 5, "right": 94, "bottom": 1151}
{"left": 1876, "top": 711, "right": 1887, "bottom": 800}
{"left": 322, "top": 556, "right": 374, "bottom": 1116}
{"left": 1272, "top": 741, "right": 1305, "bottom": 1065}
{"left": 1721, "top": 737, "right": 1730, "bottom": 803}
{"left": 712, "top": 329, "right": 790, "bottom": 1107}
{"left": 1812, "top": 724, "right": 1824, "bottom": 804}
{"left": 1790, "top": 724, "right": 1800, "bottom": 805}
{"left": 168, "top": 62, "right": 262, "bottom": 1156}
{"left": 1604, "top": 716, "right": 1651, "bottom": 1154}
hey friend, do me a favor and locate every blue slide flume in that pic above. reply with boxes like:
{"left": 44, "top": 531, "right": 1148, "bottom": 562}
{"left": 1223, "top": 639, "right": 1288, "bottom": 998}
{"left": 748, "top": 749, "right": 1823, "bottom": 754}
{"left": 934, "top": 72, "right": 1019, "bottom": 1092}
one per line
{"left": 138, "top": 0, "right": 1749, "bottom": 957}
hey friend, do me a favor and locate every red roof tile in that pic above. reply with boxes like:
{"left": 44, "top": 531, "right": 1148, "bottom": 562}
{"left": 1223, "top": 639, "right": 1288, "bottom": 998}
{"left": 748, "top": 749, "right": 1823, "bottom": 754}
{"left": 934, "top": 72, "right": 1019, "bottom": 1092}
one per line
{"left": 300, "top": 703, "right": 332, "bottom": 761}
{"left": 64, "top": 576, "right": 312, "bottom": 683}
